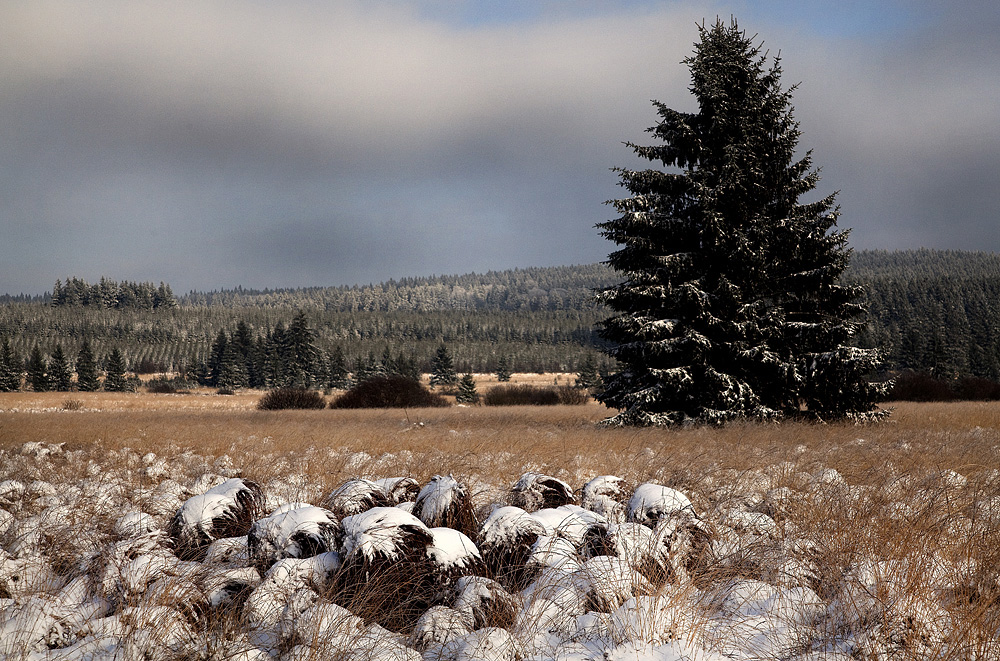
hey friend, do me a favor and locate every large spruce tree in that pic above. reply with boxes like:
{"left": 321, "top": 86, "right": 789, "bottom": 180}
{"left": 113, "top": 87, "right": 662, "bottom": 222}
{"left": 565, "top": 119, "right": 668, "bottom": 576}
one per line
{"left": 206, "top": 330, "right": 229, "bottom": 387}
{"left": 596, "top": 19, "right": 885, "bottom": 426}
{"left": 217, "top": 341, "right": 249, "bottom": 390}
{"left": 494, "top": 355, "right": 512, "bottom": 382}
{"left": 326, "top": 345, "right": 351, "bottom": 390}
{"left": 231, "top": 321, "right": 259, "bottom": 387}
{"left": 455, "top": 373, "right": 479, "bottom": 404}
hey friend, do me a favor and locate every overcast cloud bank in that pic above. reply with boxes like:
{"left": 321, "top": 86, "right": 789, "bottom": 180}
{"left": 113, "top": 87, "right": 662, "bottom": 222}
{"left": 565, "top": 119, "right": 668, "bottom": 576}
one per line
{"left": 2, "top": 1, "right": 998, "bottom": 294}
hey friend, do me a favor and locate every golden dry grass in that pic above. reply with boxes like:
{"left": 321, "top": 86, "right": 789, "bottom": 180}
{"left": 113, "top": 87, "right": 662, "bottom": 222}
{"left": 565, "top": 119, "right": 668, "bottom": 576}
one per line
{"left": 2, "top": 392, "right": 998, "bottom": 658}
{"left": 2, "top": 392, "right": 998, "bottom": 489}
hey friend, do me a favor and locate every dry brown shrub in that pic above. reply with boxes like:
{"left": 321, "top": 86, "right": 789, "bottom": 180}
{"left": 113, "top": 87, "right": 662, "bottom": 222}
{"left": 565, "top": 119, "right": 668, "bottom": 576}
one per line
{"left": 257, "top": 388, "right": 326, "bottom": 410}
{"left": 483, "top": 384, "right": 561, "bottom": 406}
{"left": 330, "top": 375, "right": 447, "bottom": 409}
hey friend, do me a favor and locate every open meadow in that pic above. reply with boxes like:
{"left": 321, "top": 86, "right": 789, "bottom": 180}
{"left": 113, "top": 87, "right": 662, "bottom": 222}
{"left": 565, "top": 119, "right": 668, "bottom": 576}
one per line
{"left": 0, "top": 389, "right": 998, "bottom": 660}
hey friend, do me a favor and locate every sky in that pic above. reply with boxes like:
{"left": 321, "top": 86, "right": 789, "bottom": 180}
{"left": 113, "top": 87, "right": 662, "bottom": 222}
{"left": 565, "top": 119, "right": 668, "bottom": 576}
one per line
{"left": 2, "top": 0, "right": 998, "bottom": 295}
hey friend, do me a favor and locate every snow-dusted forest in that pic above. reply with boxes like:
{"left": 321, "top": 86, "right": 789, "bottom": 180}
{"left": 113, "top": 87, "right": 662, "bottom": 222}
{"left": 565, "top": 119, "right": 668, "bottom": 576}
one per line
{"left": 3, "top": 250, "right": 1000, "bottom": 380}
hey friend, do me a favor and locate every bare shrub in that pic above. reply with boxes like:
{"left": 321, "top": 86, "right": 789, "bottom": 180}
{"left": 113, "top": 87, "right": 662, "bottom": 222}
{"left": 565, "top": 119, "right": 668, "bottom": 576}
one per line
{"left": 886, "top": 371, "right": 955, "bottom": 401}
{"left": 146, "top": 379, "right": 180, "bottom": 394}
{"left": 484, "top": 384, "right": 561, "bottom": 406}
{"left": 145, "top": 376, "right": 194, "bottom": 394}
{"left": 954, "top": 375, "right": 1000, "bottom": 401}
{"left": 257, "top": 387, "right": 326, "bottom": 410}
{"left": 887, "top": 371, "right": 1000, "bottom": 402}
{"left": 62, "top": 399, "right": 83, "bottom": 411}
{"left": 330, "top": 375, "right": 447, "bottom": 409}
{"left": 556, "top": 385, "right": 590, "bottom": 405}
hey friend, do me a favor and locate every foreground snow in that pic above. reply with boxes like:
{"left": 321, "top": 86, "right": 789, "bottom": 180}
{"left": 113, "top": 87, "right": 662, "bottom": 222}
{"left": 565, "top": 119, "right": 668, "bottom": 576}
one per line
{"left": 0, "top": 440, "right": 997, "bottom": 661}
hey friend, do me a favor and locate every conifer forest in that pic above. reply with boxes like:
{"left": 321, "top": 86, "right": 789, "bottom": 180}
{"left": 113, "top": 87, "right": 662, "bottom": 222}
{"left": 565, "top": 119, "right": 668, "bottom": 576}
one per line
{"left": 1, "top": 249, "right": 999, "bottom": 391}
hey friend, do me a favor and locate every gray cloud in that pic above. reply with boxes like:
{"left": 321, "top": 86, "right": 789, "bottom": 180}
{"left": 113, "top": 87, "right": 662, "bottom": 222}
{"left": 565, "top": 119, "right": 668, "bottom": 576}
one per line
{"left": 777, "top": 4, "right": 1000, "bottom": 250}
{"left": 1, "top": 1, "right": 998, "bottom": 294}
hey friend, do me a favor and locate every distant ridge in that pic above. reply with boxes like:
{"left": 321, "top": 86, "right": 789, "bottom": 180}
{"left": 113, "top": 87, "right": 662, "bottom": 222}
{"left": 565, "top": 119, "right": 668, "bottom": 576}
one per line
{"left": 172, "top": 248, "right": 1000, "bottom": 311}
{"left": 179, "top": 263, "right": 619, "bottom": 312}
{"left": 847, "top": 248, "right": 1000, "bottom": 281}
{"left": 1, "top": 249, "right": 998, "bottom": 378}
{"left": 5, "top": 249, "right": 999, "bottom": 304}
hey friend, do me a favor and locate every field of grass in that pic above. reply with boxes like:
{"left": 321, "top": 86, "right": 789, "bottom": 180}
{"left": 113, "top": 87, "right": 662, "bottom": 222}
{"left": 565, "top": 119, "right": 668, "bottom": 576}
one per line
{"left": 0, "top": 390, "right": 998, "bottom": 659}
{"left": 2, "top": 390, "right": 997, "bottom": 486}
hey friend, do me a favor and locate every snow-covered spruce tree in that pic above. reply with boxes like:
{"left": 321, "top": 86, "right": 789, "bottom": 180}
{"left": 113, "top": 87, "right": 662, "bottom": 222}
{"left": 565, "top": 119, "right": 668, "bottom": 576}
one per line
{"left": 575, "top": 354, "right": 602, "bottom": 393}
{"left": 75, "top": 340, "right": 99, "bottom": 392}
{"left": 205, "top": 330, "right": 228, "bottom": 387}
{"left": 217, "top": 340, "right": 249, "bottom": 391}
{"left": 596, "top": 19, "right": 885, "bottom": 426}
{"left": 327, "top": 345, "right": 351, "bottom": 390}
{"left": 285, "top": 311, "right": 321, "bottom": 388}
{"left": 231, "top": 320, "right": 258, "bottom": 386}
{"left": 49, "top": 344, "right": 73, "bottom": 391}
{"left": 103, "top": 348, "right": 130, "bottom": 392}
{"left": 429, "top": 343, "right": 458, "bottom": 389}
{"left": 354, "top": 351, "right": 379, "bottom": 384}
{"left": 26, "top": 345, "right": 49, "bottom": 392}
{"left": 456, "top": 373, "right": 479, "bottom": 404}
{"left": 0, "top": 338, "right": 22, "bottom": 392}
{"left": 495, "top": 355, "right": 512, "bottom": 382}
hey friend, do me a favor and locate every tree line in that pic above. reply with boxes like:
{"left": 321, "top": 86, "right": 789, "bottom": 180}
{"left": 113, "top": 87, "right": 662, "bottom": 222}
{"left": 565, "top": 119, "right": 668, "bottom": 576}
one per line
{"left": 0, "top": 249, "right": 998, "bottom": 390}
{"left": 0, "top": 311, "right": 520, "bottom": 395}
{"left": 0, "top": 337, "right": 134, "bottom": 393}
{"left": 197, "top": 312, "right": 355, "bottom": 392}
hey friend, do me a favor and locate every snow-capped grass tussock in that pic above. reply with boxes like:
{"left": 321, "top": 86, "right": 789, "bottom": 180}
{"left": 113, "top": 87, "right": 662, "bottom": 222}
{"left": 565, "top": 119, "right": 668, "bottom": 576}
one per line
{"left": 0, "top": 399, "right": 998, "bottom": 659}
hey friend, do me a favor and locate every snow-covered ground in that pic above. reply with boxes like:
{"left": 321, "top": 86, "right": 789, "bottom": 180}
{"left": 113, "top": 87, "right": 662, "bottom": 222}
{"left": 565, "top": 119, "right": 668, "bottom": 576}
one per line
{"left": 1, "top": 440, "right": 998, "bottom": 660}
